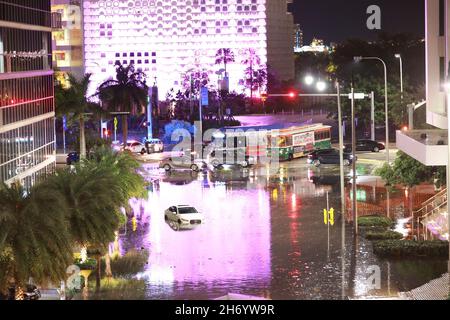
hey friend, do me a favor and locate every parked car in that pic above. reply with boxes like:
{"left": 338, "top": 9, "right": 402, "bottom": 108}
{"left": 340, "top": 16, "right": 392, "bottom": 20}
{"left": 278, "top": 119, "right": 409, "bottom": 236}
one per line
{"left": 164, "top": 205, "right": 203, "bottom": 226}
{"left": 344, "top": 140, "right": 385, "bottom": 153}
{"left": 123, "top": 140, "right": 147, "bottom": 154}
{"left": 66, "top": 152, "right": 80, "bottom": 165}
{"left": 207, "top": 149, "right": 256, "bottom": 168}
{"left": 307, "top": 149, "right": 354, "bottom": 167}
{"left": 144, "top": 138, "right": 164, "bottom": 153}
{"left": 159, "top": 156, "right": 206, "bottom": 172}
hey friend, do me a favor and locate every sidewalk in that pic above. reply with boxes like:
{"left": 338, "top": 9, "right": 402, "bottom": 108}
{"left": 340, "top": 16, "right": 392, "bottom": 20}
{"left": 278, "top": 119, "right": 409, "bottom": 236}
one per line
{"left": 400, "top": 273, "right": 449, "bottom": 300}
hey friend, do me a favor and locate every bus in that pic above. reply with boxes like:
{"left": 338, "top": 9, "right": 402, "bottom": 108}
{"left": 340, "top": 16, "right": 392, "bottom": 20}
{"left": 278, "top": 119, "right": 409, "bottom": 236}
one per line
{"left": 211, "top": 123, "right": 332, "bottom": 162}
{"left": 268, "top": 124, "right": 332, "bottom": 161}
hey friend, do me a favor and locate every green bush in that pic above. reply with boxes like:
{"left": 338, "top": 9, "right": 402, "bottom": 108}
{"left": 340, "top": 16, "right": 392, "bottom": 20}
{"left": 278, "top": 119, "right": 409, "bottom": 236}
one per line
{"left": 358, "top": 215, "right": 393, "bottom": 228}
{"left": 90, "top": 278, "right": 147, "bottom": 300}
{"left": 103, "top": 249, "right": 149, "bottom": 278}
{"left": 365, "top": 231, "right": 404, "bottom": 240}
{"left": 373, "top": 240, "right": 449, "bottom": 258}
{"left": 74, "top": 258, "right": 97, "bottom": 270}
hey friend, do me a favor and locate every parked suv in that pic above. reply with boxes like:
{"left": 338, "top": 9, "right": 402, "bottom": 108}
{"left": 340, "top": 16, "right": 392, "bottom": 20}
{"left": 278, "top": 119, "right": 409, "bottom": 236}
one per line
{"left": 307, "top": 149, "right": 354, "bottom": 167}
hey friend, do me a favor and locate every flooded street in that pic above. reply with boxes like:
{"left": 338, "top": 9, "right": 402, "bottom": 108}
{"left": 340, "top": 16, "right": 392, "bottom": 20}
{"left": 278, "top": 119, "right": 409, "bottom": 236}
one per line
{"left": 117, "top": 159, "right": 447, "bottom": 300}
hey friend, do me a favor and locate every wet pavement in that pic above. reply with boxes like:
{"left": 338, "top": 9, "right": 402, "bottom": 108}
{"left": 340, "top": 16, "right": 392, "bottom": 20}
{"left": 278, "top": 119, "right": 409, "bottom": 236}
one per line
{"left": 117, "top": 158, "right": 447, "bottom": 300}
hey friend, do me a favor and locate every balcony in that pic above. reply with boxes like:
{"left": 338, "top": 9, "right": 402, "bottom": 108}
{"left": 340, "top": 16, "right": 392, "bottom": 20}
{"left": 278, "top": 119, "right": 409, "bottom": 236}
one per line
{"left": 0, "top": 1, "right": 56, "bottom": 29}
{"left": 396, "top": 129, "right": 448, "bottom": 166}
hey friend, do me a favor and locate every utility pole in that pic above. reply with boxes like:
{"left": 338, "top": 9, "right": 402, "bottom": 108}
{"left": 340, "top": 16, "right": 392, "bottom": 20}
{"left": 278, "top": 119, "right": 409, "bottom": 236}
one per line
{"left": 351, "top": 86, "right": 358, "bottom": 235}
{"left": 371, "top": 91, "right": 375, "bottom": 141}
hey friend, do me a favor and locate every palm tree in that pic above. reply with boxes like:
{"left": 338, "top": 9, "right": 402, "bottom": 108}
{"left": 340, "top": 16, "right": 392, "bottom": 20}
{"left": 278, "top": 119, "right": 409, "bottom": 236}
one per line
{"left": 98, "top": 63, "right": 148, "bottom": 144}
{"left": 55, "top": 74, "right": 102, "bottom": 159}
{"left": 241, "top": 49, "right": 262, "bottom": 105}
{"left": 0, "top": 182, "right": 73, "bottom": 298}
{"left": 42, "top": 165, "right": 122, "bottom": 292}
{"left": 215, "top": 48, "right": 235, "bottom": 77}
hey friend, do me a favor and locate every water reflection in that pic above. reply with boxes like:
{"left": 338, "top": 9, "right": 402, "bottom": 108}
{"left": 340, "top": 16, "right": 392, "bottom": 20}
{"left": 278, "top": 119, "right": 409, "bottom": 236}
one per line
{"left": 117, "top": 162, "right": 447, "bottom": 300}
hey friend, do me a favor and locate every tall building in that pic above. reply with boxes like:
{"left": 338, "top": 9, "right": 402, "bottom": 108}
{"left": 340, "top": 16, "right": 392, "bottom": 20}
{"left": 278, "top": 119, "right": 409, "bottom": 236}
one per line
{"left": 0, "top": 0, "right": 58, "bottom": 189}
{"left": 396, "top": 0, "right": 448, "bottom": 166}
{"left": 293, "top": 24, "right": 303, "bottom": 53}
{"left": 82, "top": 0, "right": 295, "bottom": 97}
{"left": 51, "top": 0, "right": 84, "bottom": 85}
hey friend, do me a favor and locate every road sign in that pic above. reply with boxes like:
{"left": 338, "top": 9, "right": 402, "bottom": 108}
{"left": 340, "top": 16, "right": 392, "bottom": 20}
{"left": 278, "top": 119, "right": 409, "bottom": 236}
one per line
{"left": 201, "top": 87, "right": 209, "bottom": 106}
{"left": 323, "top": 208, "right": 335, "bottom": 226}
{"left": 348, "top": 93, "right": 365, "bottom": 100}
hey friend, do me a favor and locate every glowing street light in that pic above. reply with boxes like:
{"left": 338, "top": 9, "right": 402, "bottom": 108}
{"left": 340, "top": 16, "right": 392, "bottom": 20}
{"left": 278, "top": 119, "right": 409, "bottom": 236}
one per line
{"left": 316, "top": 81, "right": 327, "bottom": 92}
{"left": 304, "top": 75, "right": 314, "bottom": 86}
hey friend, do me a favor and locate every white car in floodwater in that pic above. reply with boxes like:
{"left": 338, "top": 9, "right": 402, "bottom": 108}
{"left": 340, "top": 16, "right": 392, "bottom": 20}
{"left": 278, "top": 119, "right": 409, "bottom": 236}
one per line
{"left": 164, "top": 205, "right": 203, "bottom": 226}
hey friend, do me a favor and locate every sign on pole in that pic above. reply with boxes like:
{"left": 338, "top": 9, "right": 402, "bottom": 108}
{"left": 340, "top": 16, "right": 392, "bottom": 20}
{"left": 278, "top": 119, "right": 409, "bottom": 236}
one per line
{"left": 323, "top": 208, "right": 335, "bottom": 226}
{"left": 348, "top": 93, "right": 366, "bottom": 100}
{"left": 201, "top": 87, "right": 209, "bottom": 106}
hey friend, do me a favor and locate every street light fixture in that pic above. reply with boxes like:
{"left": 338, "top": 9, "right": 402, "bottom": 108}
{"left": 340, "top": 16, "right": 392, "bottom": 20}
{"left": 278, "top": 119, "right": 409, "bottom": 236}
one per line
{"left": 305, "top": 75, "right": 314, "bottom": 86}
{"left": 353, "top": 56, "right": 390, "bottom": 163}
{"left": 316, "top": 80, "right": 327, "bottom": 92}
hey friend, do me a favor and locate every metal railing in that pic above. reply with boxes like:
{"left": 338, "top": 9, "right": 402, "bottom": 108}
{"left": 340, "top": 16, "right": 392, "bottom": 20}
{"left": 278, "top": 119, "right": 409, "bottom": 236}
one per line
{"left": 0, "top": 1, "right": 55, "bottom": 28}
{"left": 413, "top": 188, "right": 447, "bottom": 240}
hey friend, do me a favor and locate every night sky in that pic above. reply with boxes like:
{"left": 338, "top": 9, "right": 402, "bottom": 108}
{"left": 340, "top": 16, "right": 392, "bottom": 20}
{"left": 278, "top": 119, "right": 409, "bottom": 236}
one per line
{"left": 292, "top": 0, "right": 425, "bottom": 44}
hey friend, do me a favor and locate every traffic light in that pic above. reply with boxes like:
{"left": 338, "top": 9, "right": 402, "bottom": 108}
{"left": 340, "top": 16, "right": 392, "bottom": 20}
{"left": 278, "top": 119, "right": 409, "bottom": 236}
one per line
{"left": 102, "top": 128, "right": 110, "bottom": 138}
{"left": 288, "top": 91, "right": 297, "bottom": 99}
{"left": 260, "top": 92, "right": 268, "bottom": 102}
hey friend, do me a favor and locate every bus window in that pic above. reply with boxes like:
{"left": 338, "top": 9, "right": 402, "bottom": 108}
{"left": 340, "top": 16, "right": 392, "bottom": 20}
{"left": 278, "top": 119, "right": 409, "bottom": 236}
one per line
{"left": 277, "top": 136, "right": 288, "bottom": 147}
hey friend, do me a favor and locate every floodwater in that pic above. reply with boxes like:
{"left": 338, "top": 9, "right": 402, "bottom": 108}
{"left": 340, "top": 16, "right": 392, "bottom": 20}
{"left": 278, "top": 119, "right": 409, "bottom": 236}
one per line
{"left": 117, "top": 160, "right": 447, "bottom": 300}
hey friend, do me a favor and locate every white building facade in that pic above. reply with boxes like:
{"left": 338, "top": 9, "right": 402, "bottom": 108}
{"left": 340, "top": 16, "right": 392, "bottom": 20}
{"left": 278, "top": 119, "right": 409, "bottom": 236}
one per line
{"left": 82, "top": 0, "right": 295, "bottom": 97}
{"left": 397, "top": 0, "right": 449, "bottom": 166}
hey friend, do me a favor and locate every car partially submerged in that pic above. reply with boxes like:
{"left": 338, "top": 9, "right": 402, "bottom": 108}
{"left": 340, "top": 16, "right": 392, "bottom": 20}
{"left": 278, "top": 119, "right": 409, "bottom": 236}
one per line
{"left": 159, "top": 156, "right": 206, "bottom": 172}
{"left": 164, "top": 205, "right": 203, "bottom": 226}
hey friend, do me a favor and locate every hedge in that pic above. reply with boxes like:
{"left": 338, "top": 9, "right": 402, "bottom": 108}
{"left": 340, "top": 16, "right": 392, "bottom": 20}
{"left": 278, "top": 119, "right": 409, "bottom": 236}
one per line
{"left": 358, "top": 215, "right": 394, "bottom": 228}
{"left": 365, "top": 231, "right": 404, "bottom": 241}
{"left": 373, "top": 240, "right": 449, "bottom": 258}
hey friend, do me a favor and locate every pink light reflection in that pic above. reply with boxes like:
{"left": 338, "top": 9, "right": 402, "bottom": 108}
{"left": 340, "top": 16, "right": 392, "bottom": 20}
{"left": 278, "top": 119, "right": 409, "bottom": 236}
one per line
{"left": 136, "top": 180, "right": 271, "bottom": 285}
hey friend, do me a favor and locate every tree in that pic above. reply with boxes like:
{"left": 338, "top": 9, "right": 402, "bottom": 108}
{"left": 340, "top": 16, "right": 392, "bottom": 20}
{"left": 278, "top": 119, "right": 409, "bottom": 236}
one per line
{"left": 215, "top": 48, "right": 235, "bottom": 76}
{"left": 243, "top": 66, "right": 267, "bottom": 96}
{"left": 241, "top": 48, "right": 262, "bottom": 103}
{"left": 376, "top": 151, "right": 435, "bottom": 188}
{"left": 0, "top": 182, "right": 73, "bottom": 298}
{"left": 55, "top": 74, "right": 102, "bottom": 159}
{"left": 98, "top": 63, "right": 148, "bottom": 144}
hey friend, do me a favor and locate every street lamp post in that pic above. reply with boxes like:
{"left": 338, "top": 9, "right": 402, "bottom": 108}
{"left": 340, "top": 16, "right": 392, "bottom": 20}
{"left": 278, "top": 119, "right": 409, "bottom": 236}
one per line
{"left": 305, "top": 76, "right": 346, "bottom": 226}
{"left": 395, "top": 54, "right": 404, "bottom": 125}
{"left": 354, "top": 56, "right": 390, "bottom": 163}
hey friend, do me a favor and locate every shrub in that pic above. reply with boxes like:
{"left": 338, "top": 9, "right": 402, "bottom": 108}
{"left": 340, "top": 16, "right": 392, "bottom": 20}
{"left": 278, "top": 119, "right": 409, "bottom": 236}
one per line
{"left": 74, "top": 258, "right": 97, "bottom": 270}
{"left": 104, "top": 249, "right": 149, "bottom": 278}
{"left": 373, "top": 240, "right": 449, "bottom": 258}
{"left": 91, "top": 278, "right": 147, "bottom": 300}
{"left": 358, "top": 215, "right": 393, "bottom": 228}
{"left": 365, "top": 231, "right": 404, "bottom": 240}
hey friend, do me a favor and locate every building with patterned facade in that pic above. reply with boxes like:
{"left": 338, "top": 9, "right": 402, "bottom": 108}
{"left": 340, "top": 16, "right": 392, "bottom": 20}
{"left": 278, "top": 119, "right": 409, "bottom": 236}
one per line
{"left": 82, "top": 0, "right": 295, "bottom": 97}
{"left": 0, "top": 0, "right": 58, "bottom": 189}
{"left": 51, "top": 0, "right": 84, "bottom": 85}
